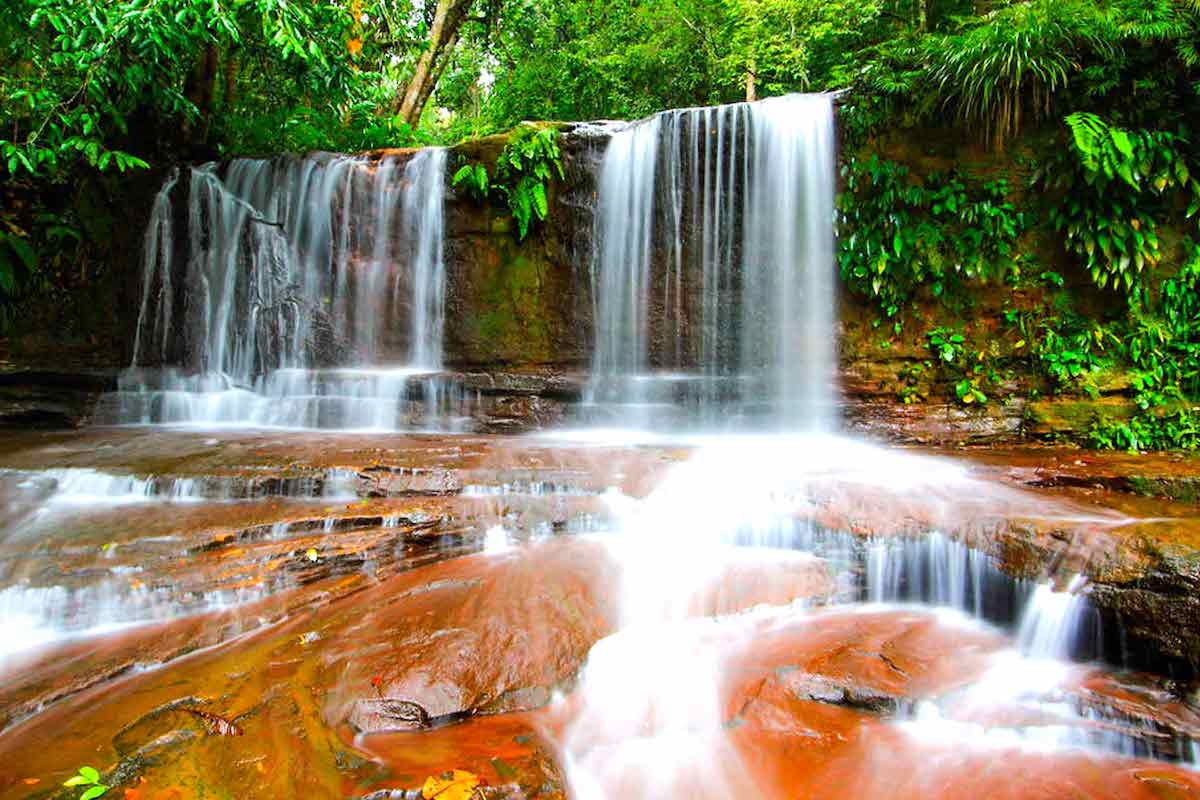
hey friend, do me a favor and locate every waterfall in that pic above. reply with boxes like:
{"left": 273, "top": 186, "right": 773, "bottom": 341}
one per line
{"left": 585, "top": 93, "right": 837, "bottom": 431}
{"left": 114, "top": 148, "right": 460, "bottom": 430}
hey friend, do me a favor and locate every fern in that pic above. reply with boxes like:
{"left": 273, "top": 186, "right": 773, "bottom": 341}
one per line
{"left": 451, "top": 161, "right": 489, "bottom": 201}
{"left": 494, "top": 125, "right": 563, "bottom": 240}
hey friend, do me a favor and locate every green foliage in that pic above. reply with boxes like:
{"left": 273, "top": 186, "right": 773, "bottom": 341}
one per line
{"left": 1004, "top": 301, "right": 1115, "bottom": 395}
{"left": 724, "top": 0, "right": 885, "bottom": 94}
{"left": 1090, "top": 407, "right": 1200, "bottom": 450}
{"left": 925, "top": 327, "right": 989, "bottom": 405}
{"left": 452, "top": 161, "right": 490, "bottom": 202}
{"left": 896, "top": 360, "right": 928, "bottom": 404}
{"left": 0, "top": 231, "right": 37, "bottom": 295}
{"left": 1038, "top": 325, "right": 1114, "bottom": 394}
{"left": 494, "top": 125, "right": 564, "bottom": 239}
{"left": 837, "top": 155, "right": 1028, "bottom": 315}
{"left": 926, "top": 0, "right": 1116, "bottom": 148}
{"left": 928, "top": 326, "right": 966, "bottom": 365}
{"left": 0, "top": 0, "right": 368, "bottom": 180}
{"left": 63, "top": 765, "right": 108, "bottom": 799}
{"left": 1041, "top": 113, "right": 1200, "bottom": 293}
{"left": 450, "top": 125, "right": 563, "bottom": 239}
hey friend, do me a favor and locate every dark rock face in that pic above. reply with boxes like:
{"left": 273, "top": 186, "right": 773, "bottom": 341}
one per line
{"left": 0, "top": 370, "right": 116, "bottom": 428}
{"left": 442, "top": 125, "right": 604, "bottom": 371}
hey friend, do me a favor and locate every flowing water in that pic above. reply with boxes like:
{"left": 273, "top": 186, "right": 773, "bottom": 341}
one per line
{"left": 555, "top": 91, "right": 1197, "bottom": 796}
{"left": 109, "top": 148, "right": 466, "bottom": 430}
{"left": 0, "top": 94, "right": 1197, "bottom": 798}
{"left": 585, "top": 94, "right": 837, "bottom": 430}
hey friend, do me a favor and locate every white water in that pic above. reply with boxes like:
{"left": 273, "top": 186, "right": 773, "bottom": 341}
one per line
{"left": 111, "top": 149, "right": 459, "bottom": 430}
{"left": 6, "top": 95, "right": 1191, "bottom": 787}
{"left": 559, "top": 94, "right": 1176, "bottom": 785}
{"left": 893, "top": 575, "right": 1200, "bottom": 768}
{"left": 556, "top": 431, "right": 1196, "bottom": 795}
{"left": 586, "top": 94, "right": 837, "bottom": 430}
{"left": 5, "top": 466, "right": 357, "bottom": 505}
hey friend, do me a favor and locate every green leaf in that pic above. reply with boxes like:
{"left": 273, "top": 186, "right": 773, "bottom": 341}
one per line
{"left": 531, "top": 182, "right": 548, "bottom": 219}
{"left": 80, "top": 785, "right": 108, "bottom": 800}
{"left": 4, "top": 235, "right": 36, "bottom": 272}
{"left": 79, "top": 767, "right": 100, "bottom": 783}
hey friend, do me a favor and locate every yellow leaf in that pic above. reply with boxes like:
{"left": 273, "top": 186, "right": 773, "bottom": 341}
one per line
{"left": 306, "top": 548, "right": 319, "bottom": 562}
{"left": 421, "top": 769, "right": 481, "bottom": 800}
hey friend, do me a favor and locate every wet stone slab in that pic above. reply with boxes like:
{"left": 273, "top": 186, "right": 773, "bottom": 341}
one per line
{"left": 2, "top": 430, "right": 1200, "bottom": 798}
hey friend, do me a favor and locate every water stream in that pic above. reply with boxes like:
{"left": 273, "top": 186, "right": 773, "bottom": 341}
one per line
{"left": 110, "top": 149, "right": 465, "bottom": 430}
{"left": 0, "top": 93, "right": 1195, "bottom": 797}
{"left": 585, "top": 94, "right": 836, "bottom": 430}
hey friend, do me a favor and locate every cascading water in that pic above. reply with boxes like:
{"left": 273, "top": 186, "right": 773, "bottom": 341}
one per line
{"left": 110, "top": 148, "right": 464, "bottom": 430}
{"left": 554, "top": 94, "right": 1198, "bottom": 798}
{"left": 1, "top": 94, "right": 1194, "bottom": 798}
{"left": 585, "top": 93, "right": 837, "bottom": 430}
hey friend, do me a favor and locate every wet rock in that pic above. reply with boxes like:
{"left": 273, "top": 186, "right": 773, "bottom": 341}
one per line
{"left": 351, "top": 698, "right": 433, "bottom": 731}
{"left": 355, "top": 714, "right": 568, "bottom": 800}
{"left": 0, "top": 370, "right": 116, "bottom": 429}
{"left": 359, "top": 465, "right": 464, "bottom": 496}
{"left": 690, "top": 551, "right": 834, "bottom": 617}
{"left": 724, "top": 608, "right": 1006, "bottom": 723}
{"left": 112, "top": 697, "right": 218, "bottom": 756}
{"left": 328, "top": 539, "right": 620, "bottom": 733}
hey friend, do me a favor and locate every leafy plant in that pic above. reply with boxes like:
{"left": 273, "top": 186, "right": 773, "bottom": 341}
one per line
{"left": 1090, "top": 407, "right": 1200, "bottom": 450}
{"left": 928, "top": 327, "right": 966, "bottom": 364}
{"left": 0, "top": 230, "right": 36, "bottom": 295}
{"left": 451, "top": 161, "right": 490, "bottom": 202}
{"left": 926, "top": 326, "right": 989, "bottom": 405}
{"left": 896, "top": 360, "right": 929, "bottom": 404}
{"left": 494, "top": 125, "right": 564, "bottom": 240}
{"left": 838, "top": 155, "right": 1028, "bottom": 314}
{"left": 63, "top": 765, "right": 108, "bottom": 799}
{"left": 927, "top": 0, "right": 1116, "bottom": 147}
{"left": 1040, "top": 112, "right": 1200, "bottom": 293}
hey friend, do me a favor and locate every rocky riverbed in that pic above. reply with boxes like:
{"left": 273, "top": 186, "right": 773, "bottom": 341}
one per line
{"left": 1, "top": 429, "right": 1200, "bottom": 798}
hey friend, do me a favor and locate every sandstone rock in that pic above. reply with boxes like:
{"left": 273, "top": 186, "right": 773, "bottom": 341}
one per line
{"left": 326, "top": 539, "right": 620, "bottom": 733}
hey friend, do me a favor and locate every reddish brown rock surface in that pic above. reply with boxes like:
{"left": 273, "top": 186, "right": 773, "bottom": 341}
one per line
{"left": 2, "top": 430, "right": 1200, "bottom": 798}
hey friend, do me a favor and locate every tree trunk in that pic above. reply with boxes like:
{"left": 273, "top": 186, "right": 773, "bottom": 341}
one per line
{"left": 396, "top": 0, "right": 475, "bottom": 127}
{"left": 222, "top": 49, "right": 240, "bottom": 114}
{"left": 745, "top": 59, "right": 758, "bottom": 102}
{"left": 182, "top": 45, "right": 220, "bottom": 145}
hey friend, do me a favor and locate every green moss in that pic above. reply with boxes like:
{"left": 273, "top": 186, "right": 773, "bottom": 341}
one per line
{"left": 470, "top": 249, "right": 554, "bottom": 363}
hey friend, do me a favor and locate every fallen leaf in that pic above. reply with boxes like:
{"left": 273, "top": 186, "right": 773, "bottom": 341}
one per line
{"left": 181, "top": 707, "right": 244, "bottom": 736}
{"left": 306, "top": 548, "right": 319, "bottom": 562}
{"left": 421, "top": 769, "right": 481, "bottom": 800}
{"left": 22, "top": 778, "right": 39, "bottom": 785}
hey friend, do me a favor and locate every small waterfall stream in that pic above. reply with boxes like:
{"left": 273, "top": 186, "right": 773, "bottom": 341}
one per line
{"left": 112, "top": 149, "right": 462, "bottom": 430}
{"left": 585, "top": 94, "right": 837, "bottom": 430}
{"left": 554, "top": 93, "right": 1195, "bottom": 796}
{"left": 0, "top": 95, "right": 1194, "bottom": 797}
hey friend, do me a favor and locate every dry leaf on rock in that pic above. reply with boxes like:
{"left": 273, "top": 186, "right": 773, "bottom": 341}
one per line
{"left": 421, "top": 769, "right": 482, "bottom": 800}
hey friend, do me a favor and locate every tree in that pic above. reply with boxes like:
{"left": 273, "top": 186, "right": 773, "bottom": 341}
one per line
{"left": 396, "top": 0, "right": 477, "bottom": 127}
